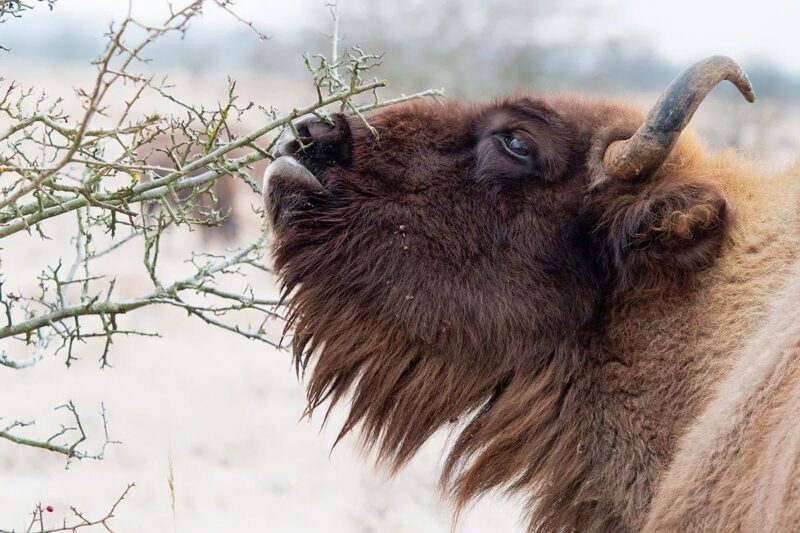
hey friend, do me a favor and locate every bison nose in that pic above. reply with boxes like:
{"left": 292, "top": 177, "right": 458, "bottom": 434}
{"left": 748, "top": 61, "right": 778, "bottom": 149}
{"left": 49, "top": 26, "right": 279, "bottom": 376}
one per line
{"left": 274, "top": 114, "right": 352, "bottom": 169}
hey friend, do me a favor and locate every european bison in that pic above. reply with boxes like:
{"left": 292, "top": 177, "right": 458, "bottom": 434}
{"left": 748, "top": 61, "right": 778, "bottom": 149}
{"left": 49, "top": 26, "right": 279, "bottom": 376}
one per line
{"left": 264, "top": 56, "right": 800, "bottom": 531}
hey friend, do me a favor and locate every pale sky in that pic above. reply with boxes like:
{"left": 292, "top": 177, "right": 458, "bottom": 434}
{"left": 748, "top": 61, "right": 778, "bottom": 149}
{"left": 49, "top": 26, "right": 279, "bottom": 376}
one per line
{"left": 539, "top": 0, "right": 800, "bottom": 75}
{"left": 8, "top": 0, "right": 800, "bottom": 76}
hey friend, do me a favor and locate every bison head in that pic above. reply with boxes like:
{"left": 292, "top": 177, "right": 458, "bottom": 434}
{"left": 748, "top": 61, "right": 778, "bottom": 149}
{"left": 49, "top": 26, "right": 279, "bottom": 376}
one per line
{"left": 264, "top": 56, "right": 753, "bottom": 528}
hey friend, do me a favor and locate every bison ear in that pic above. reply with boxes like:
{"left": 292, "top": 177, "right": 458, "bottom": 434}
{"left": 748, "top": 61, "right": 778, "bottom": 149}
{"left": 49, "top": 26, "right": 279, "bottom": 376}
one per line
{"left": 597, "top": 179, "right": 731, "bottom": 291}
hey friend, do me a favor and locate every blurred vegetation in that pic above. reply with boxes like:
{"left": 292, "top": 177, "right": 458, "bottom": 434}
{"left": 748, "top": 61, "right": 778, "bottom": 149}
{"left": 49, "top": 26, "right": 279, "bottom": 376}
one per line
{"left": 4, "top": 0, "right": 799, "bottom": 101}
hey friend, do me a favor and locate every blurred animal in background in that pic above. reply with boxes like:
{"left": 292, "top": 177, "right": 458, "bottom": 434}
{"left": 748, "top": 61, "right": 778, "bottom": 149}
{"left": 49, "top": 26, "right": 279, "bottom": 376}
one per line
{"left": 139, "top": 130, "right": 267, "bottom": 243}
{"left": 265, "top": 56, "right": 800, "bottom": 532}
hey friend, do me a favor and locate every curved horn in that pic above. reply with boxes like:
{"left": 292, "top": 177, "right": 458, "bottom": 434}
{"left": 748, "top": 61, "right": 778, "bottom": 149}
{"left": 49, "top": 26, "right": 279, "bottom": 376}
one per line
{"left": 604, "top": 55, "right": 755, "bottom": 180}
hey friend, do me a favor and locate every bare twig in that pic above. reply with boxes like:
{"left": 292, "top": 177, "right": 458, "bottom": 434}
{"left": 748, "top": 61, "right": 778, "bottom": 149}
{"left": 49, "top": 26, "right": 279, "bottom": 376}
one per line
{"left": 0, "top": 401, "right": 119, "bottom": 462}
{"left": 0, "top": 483, "right": 135, "bottom": 533}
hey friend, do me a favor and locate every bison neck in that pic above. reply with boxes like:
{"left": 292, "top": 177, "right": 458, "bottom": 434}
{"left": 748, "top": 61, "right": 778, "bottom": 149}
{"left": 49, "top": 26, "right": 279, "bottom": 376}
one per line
{"left": 579, "top": 158, "right": 800, "bottom": 530}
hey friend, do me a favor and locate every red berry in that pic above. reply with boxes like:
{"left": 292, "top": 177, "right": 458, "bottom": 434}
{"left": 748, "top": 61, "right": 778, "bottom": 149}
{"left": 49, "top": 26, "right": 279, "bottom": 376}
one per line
{"left": 46, "top": 505, "right": 53, "bottom": 513}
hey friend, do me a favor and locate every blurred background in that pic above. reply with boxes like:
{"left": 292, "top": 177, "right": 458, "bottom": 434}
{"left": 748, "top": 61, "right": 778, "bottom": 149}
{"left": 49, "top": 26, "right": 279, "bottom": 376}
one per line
{"left": 5, "top": 0, "right": 800, "bottom": 166}
{"left": 0, "top": 0, "right": 798, "bottom": 531}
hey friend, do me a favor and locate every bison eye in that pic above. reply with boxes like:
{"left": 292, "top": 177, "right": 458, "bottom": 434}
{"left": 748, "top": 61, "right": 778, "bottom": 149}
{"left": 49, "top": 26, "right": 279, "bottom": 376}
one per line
{"left": 498, "top": 134, "right": 529, "bottom": 158}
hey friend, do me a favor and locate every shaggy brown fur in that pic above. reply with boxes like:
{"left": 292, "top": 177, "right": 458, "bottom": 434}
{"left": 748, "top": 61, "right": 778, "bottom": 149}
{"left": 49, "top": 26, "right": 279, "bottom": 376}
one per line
{"left": 264, "top": 94, "right": 800, "bottom": 531}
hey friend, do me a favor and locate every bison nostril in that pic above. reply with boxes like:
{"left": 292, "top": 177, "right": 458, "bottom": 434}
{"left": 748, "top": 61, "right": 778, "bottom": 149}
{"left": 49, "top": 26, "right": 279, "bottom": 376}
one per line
{"left": 307, "top": 118, "right": 335, "bottom": 138}
{"left": 279, "top": 114, "right": 352, "bottom": 170}
{"left": 296, "top": 120, "right": 313, "bottom": 139}
{"left": 294, "top": 117, "right": 337, "bottom": 145}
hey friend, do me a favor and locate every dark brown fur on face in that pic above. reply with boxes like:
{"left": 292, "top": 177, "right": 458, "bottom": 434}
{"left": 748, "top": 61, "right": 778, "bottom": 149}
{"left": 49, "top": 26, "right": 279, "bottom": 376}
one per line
{"left": 263, "top": 94, "right": 776, "bottom": 532}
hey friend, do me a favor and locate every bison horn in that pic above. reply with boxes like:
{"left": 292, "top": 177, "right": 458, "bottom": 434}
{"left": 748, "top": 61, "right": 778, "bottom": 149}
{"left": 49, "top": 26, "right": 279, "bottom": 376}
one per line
{"left": 603, "top": 55, "right": 755, "bottom": 180}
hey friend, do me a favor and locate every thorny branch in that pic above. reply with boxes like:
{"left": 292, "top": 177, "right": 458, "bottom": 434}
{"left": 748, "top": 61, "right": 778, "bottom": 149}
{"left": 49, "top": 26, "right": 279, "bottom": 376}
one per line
{"left": 0, "top": 401, "right": 118, "bottom": 465}
{"left": 0, "top": 483, "right": 135, "bottom": 533}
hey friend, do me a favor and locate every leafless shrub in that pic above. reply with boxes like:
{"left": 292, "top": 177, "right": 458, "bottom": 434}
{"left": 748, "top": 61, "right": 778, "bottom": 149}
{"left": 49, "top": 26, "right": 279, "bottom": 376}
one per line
{"left": 0, "top": 0, "right": 441, "bottom": 467}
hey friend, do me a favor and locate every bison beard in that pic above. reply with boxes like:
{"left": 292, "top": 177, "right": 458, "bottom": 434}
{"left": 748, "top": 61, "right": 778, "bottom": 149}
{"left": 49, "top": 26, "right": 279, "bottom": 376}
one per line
{"left": 263, "top": 56, "right": 792, "bottom": 532}
{"left": 268, "top": 104, "right": 611, "bottom": 529}
{"left": 276, "top": 214, "right": 596, "bottom": 530}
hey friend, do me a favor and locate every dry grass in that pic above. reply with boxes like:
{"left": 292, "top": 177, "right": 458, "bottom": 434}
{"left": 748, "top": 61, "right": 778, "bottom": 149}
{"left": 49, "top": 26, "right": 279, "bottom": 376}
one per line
{"left": 168, "top": 443, "right": 176, "bottom": 532}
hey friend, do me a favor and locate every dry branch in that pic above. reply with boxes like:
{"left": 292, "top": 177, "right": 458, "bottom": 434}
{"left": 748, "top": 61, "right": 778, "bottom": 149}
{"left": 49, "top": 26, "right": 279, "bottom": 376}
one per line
{"left": 0, "top": 483, "right": 135, "bottom": 533}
